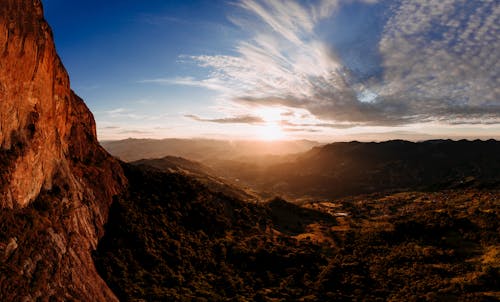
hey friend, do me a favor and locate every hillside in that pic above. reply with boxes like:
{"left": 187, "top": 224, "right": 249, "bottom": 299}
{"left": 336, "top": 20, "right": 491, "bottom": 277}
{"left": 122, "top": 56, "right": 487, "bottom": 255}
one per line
{"left": 94, "top": 164, "right": 500, "bottom": 301}
{"left": 132, "top": 156, "right": 260, "bottom": 202}
{"left": 104, "top": 139, "right": 500, "bottom": 202}
{"left": 213, "top": 140, "right": 500, "bottom": 201}
{"left": 1, "top": 1, "right": 498, "bottom": 301}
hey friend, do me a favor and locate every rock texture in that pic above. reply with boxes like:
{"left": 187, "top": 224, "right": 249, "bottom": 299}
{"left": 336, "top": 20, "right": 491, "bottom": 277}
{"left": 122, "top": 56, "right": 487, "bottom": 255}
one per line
{"left": 0, "top": 0, "right": 126, "bottom": 300}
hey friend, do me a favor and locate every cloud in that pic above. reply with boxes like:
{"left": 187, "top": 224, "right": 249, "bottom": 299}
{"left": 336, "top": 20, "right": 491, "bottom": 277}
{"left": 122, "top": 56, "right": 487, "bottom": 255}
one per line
{"left": 118, "top": 130, "right": 152, "bottom": 135}
{"left": 281, "top": 120, "right": 361, "bottom": 129}
{"left": 235, "top": 0, "right": 328, "bottom": 45}
{"left": 377, "top": 0, "right": 500, "bottom": 123}
{"left": 139, "top": 76, "right": 231, "bottom": 92}
{"left": 166, "top": 0, "right": 499, "bottom": 127}
{"left": 101, "top": 107, "right": 176, "bottom": 122}
{"left": 283, "top": 128, "right": 321, "bottom": 133}
{"left": 280, "top": 110, "right": 295, "bottom": 117}
{"left": 103, "top": 108, "right": 147, "bottom": 120}
{"left": 185, "top": 114, "right": 265, "bottom": 124}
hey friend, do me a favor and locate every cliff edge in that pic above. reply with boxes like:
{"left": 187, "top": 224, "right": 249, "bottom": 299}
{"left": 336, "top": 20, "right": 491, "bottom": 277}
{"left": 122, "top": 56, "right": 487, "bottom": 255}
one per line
{"left": 0, "top": 0, "right": 126, "bottom": 300}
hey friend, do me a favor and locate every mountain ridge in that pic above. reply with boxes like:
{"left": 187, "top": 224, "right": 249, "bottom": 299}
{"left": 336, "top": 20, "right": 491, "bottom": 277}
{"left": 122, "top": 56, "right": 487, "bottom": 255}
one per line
{"left": 218, "top": 139, "right": 500, "bottom": 201}
{"left": 102, "top": 138, "right": 320, "bottom": 162}
{"left": 132, "top": 156, "right": 261, "bottom": 203}
{"left": 0, "top": 1, "right": 498, "bottom": 301}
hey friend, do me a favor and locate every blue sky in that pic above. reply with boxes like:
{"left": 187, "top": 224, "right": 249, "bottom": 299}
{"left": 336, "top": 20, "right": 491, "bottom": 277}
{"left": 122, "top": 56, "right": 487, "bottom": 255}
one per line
{"left": 43, "top": 0, "right": 500, "bottom": 141}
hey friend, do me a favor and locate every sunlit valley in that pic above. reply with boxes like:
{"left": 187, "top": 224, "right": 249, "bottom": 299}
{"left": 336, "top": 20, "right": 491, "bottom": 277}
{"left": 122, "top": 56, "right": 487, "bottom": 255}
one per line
{"left": 1, "top": 0, "right": 499, "bottom": 301}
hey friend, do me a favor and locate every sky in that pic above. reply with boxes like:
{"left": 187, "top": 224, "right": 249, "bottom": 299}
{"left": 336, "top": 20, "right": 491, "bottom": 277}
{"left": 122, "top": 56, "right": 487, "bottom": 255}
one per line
{"left": 42, "top": 0, "right": 500, "bottom": 142}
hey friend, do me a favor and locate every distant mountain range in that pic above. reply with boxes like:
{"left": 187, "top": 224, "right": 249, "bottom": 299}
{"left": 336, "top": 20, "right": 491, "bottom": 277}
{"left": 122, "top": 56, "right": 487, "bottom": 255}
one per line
{"left": 2, "top": 2, "right": 499, "bottom": 301}
{"left": 101, "top": 138, "right": 320, "bottom": 162}
{"left": 217, "top": 139, "right": 500, "bottom": 201}
{"left": 123, "top": 139, "right": 500, "bottom": 202}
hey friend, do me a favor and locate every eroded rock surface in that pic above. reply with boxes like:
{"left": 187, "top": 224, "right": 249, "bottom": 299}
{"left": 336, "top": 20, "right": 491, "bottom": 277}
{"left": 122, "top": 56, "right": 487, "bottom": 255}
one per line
{"left": 0, "top": 1, "right": 126, "bottom": 300}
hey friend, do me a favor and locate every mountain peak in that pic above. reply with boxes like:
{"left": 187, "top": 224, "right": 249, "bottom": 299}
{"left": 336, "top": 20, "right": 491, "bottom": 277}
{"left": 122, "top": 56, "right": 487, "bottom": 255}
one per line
{"left": 0, "top": 1, "right": 126, "bottom": 300}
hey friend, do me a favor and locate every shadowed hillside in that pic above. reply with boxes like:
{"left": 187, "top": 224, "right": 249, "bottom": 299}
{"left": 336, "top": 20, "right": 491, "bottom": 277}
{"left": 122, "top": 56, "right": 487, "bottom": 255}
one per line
{"left": 1, "top": 1, "right": 499, "bottom": 301}
{"left": 213, "top": 140, "right": 500, "bottom": 201}
{"left": 105, "top": 139, "right": 500, "bottom": 202}
{"left": 93, "top": 163, "right": 331, "bottom": 301}
{"left": 94, "top": 163, "right": 500, "bottom": 301}
{"left": 132, "top": 156, "right": 261, "bottom": 202}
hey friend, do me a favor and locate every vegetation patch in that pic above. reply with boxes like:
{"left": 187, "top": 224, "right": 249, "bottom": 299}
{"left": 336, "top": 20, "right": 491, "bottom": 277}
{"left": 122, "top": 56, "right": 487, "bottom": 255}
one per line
{"left": 94, "top": 164, "right": 500, "bottom": 301}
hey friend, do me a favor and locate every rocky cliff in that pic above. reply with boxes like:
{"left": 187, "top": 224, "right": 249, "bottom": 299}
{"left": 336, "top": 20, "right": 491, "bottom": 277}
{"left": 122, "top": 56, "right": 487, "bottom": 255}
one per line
{"left": 0, "top": 0, "right": 126, "bottom": 300}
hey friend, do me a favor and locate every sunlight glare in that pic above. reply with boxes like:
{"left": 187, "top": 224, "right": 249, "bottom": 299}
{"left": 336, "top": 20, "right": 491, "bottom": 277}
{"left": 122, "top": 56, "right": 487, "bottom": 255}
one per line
{"left": 256, "top": 107, "right": 283, "bottom": 122}
{"left": 258, "top": 123, "right": 285, "bottom": 141}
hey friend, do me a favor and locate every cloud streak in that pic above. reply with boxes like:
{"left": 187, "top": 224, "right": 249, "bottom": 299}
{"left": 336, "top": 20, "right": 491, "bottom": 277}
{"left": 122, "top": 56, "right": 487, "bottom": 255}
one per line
{"left": 281, "top": 120, "right": 361, "bottom": 129}
{"left": 166, "top": 0, "right": 499, "bottom": 127}
{"left": 139, "top": 77, "right": 231, "bottom": 92}
{"left": 185, "top": 114, "right": 265, "bottom": 124}
{"left": 103, "top": 108, "right": 148, "bottom": 120}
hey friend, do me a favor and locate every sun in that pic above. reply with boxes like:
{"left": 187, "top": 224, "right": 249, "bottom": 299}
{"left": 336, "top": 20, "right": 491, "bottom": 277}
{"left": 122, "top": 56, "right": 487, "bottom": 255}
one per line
{"left": 255, "top": 107, "right": 283, "bottom": 122}
{"left": 253, "top": 107, "right": 286, "bottom": 140}
{"left": 258, "top": 123, "right": 285, "bottom": 141}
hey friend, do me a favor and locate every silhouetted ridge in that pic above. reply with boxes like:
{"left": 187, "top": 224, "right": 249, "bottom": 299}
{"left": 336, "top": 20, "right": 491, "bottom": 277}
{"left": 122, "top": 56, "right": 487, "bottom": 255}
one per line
{"left": 248, "top": 139, "right": 500, "bottom": 200}
{"left": 131, "top": 156, "right": 260, "bottom": 202}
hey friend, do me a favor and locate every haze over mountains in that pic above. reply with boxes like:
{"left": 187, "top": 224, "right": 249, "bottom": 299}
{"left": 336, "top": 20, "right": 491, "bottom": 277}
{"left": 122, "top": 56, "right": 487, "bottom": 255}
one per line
{"left": 102, "top": 138, "right": 320, "bottom": 162}
{"left": 0, "top": 1, "right": 499, "bottom": 301}
{"left": 105, "top": 138, "right": 500, "bottom": 202}
{"left": 232, "top": 139, "right": 500, "bottom": 201}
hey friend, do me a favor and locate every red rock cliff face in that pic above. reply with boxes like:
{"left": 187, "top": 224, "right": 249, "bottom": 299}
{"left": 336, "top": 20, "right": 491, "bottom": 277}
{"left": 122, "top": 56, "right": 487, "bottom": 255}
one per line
{"left": 0, "top": 0, "right": 126, "bottom": 300}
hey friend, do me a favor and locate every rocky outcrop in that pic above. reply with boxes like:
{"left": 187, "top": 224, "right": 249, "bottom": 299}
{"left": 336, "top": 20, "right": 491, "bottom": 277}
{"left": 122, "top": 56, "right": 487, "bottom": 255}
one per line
{"left": 0, "top": 0, "right": 126, "bottom": 300}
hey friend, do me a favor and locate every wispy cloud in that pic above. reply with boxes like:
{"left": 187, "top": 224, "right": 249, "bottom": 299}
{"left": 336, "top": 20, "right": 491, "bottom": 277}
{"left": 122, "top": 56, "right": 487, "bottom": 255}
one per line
{"left": 100, "top": 107, "right": 176, "bottom": 122}
{"left": 139, "top": 76, "right": 231, "bottom": 92}
{"left": 283, "top": 127, "right": 321, "bottom": 133}
{"left": 103, "top": 108, "right": 147, "bottom": 120}
{"left": 162, "top": 0, "right": 499, "bottom": 127}
{"left": 281, "top": 120, "right": 362, "bottom": 129}
{"left": 118, "top": 130, "right": 152, "bottom": 135}
{"left": 185, "top": 114, "right": 265, "bottom": 124}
